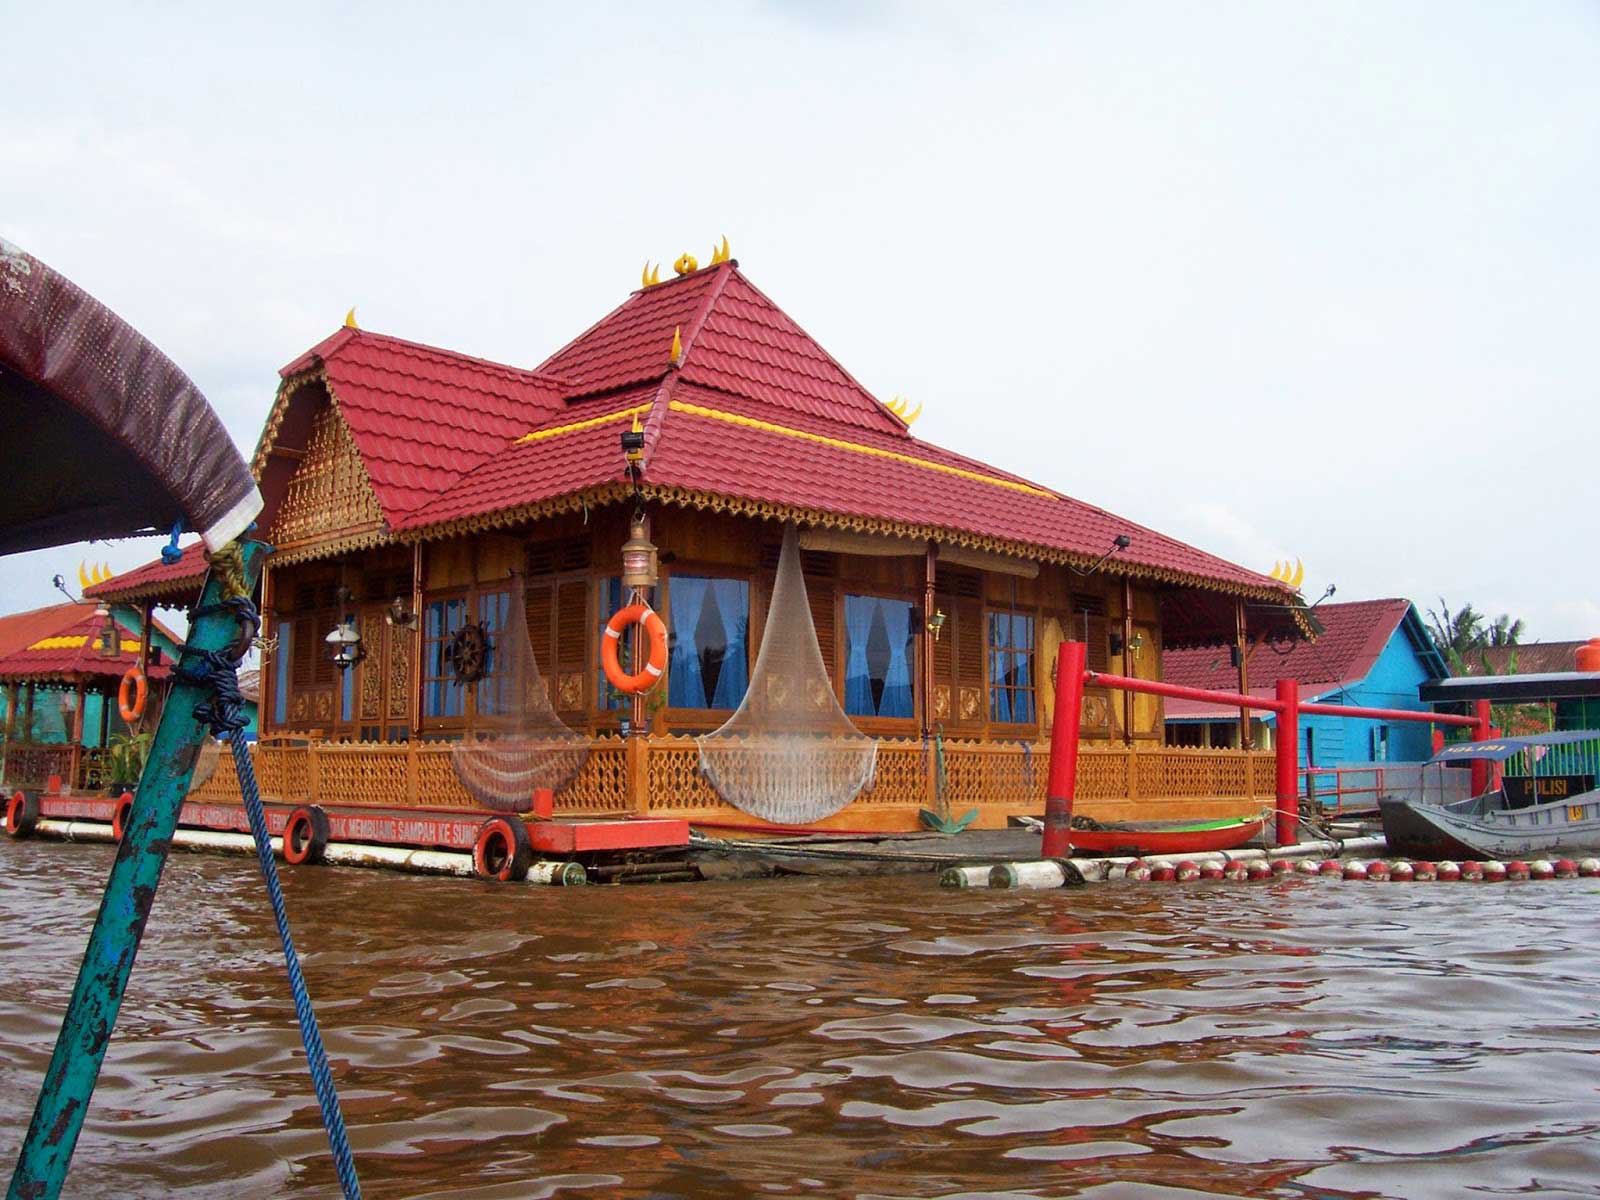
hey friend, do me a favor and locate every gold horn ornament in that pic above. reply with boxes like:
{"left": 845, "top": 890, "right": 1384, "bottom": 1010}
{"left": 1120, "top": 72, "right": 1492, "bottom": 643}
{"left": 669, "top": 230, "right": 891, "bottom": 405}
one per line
{"left": 344, "top": 307, "right": 359, "bottom": 329}
{"left": 641, "top": 262, "right": 661, "bottom": 288}
{"left": 670, "top": 326, "right": 683, "bottom": 364}
{"left": 710, "top": 235, "right": 731, "bottom": 264}
{"left": 77, "top": 561, "right": 91, "bottom": 591}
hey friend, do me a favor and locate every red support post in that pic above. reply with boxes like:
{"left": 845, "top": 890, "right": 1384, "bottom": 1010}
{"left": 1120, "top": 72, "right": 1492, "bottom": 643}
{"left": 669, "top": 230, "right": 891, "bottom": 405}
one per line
{"left": 1470, "top": 698, "right": 1493, "bottom": 796}
{"left": 1274, "top": 678, "right": 1299, "bottom": 847}
{"left": 1042, "top": 641, "right": 1086, "bottom": 859}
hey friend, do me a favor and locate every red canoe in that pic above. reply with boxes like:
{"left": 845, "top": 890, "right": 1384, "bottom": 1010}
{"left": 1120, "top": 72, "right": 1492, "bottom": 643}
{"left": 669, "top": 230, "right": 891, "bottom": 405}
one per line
{"left": 1066, "top": 816, "right": 1265, "bottom": 857}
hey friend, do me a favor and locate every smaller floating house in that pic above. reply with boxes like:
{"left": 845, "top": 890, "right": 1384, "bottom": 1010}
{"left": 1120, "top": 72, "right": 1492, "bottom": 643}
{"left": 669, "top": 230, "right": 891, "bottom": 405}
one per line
{"left": 0, "top": 600, "right": 185, "bottom": 792}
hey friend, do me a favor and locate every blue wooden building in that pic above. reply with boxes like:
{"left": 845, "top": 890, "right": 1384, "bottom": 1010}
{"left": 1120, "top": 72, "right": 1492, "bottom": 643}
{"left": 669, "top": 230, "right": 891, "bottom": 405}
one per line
{"left": 1164, "top": 598, "right": 1450, "bottom": 768}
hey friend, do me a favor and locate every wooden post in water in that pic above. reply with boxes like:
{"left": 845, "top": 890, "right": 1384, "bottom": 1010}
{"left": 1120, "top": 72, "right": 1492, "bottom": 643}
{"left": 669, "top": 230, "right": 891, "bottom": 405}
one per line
{"left": 7, "top": 542, "right": 267, "bottom": 1200}
{"left": 1041, "top": 641, "right": 1086, "bottom": 859}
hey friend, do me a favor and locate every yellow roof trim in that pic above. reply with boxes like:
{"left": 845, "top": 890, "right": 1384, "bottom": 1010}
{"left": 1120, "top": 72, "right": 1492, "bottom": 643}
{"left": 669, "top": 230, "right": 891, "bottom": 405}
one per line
{"left": 26, "top": 635, "right": 141, "bottom": 653}
{"left": 666, "top": 401, "right": 1057, "bottom": 498}
{"left": 515, "top": 402, "right": 654, "bottom": 446}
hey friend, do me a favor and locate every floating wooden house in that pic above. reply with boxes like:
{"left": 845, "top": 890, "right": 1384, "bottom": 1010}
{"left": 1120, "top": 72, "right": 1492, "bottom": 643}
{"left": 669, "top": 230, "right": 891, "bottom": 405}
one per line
{"left": 88, "top": 250, "right": 1310, "bottom": 839}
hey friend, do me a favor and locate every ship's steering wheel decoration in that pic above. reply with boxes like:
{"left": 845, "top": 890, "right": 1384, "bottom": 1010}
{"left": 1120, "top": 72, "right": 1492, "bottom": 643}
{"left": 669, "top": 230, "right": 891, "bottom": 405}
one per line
{"left": 446, "top": 622, "right": 492, "bottom": 684}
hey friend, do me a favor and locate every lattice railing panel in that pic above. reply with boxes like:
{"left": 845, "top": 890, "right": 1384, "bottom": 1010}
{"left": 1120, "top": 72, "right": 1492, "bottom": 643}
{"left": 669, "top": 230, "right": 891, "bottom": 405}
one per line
{"left": 557, "top": 740, "right": 629, "bottom": 813}
{"left": 1077, "top": 749, "right": 1130, "bottom": 800}
{"left": 413, "top": 745, "right": 478, "bottom": 809}
{"left": 648, "top": 736, "right": 733, "bottom": 813}
{"left": 316, "top": 741, "right": 410, "bottom": 808}
{"left": 189, "top": 745, "right": 243, "bottom": 802}
{"left": 1, "top": 744, "right": 74, "bottom": 790}
{"left": 861, "top": 740, "right": 926, "bottom": 807}
{"left": 939, "top": 740, "right": 1049, "bottom": 812}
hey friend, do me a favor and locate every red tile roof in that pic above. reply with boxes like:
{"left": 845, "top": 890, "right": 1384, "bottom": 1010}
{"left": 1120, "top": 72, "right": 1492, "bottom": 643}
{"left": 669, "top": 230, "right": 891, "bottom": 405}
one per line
{"left": 114, "top": 259, "right": 1305, "bottom": 609}
{"left": 0, "top": 604, "right": 173, "bottom": 684}
{"left": 84, "top": 543, "right": 207, "bottom": 605}
{"left": 1163, "top": 598, "right": 1422, "bottom": 718}
{"left": 281, "top": 328, "right": 571, "bottom": 521}
{"left": 0, "top": 602, "right": 89, "bottom": 660}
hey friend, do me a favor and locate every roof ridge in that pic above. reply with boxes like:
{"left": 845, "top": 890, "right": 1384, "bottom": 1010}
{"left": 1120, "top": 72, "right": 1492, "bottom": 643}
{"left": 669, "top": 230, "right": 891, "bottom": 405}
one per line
{"left": 676, "top": 261, "right": 735, "bottom": 365}
{"left": 288, "top": 327, "right": 573, "bottom": 388}
{"left": 714, "top": 268, "right": 909, "bottom": 435}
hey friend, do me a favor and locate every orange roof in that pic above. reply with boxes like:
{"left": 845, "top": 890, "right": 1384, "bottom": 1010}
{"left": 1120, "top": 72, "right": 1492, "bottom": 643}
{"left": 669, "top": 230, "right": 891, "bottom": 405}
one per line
{"left": 0, "top": 603, "right": 174, "bottom": 685}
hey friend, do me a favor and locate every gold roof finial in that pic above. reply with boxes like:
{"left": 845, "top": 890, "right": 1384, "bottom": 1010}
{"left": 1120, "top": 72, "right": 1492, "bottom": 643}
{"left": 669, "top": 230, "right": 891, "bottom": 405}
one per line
{"left": 344, "top": 307, "right": 359, "bottom": 330}
{"left": 709, "top": 235, "right": 731, "bottom": 265}
{"left": 1268, "top": 559, "right": 1305, "bottom": 589}
{"left": 673, "top": 252, "right": 699, "bottom": 276}
{"left": 670, "top": 326, "right": 683, "bottom": 364}
{"left": 641, "top": 262, "right": 661, "bottom": 288}
{"left": 885, "top": 395, "right": 923, "bottom": 425}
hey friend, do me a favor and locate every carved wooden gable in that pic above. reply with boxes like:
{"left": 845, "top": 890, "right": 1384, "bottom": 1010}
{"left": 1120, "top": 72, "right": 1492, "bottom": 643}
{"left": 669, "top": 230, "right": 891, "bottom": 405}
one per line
{"left": 268, "top": 404, "right": 385, "bottom": 552}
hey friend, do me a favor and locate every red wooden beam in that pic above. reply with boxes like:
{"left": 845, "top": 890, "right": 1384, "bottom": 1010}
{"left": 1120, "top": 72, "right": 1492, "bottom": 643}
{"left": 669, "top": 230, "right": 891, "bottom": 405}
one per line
{"left": 1085, "top": 670, "right": 1286, "bottom": 715}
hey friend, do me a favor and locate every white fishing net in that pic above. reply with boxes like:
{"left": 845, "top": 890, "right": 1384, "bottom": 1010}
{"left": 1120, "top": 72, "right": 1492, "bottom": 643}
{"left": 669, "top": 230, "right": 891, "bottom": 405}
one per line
{"left": 698, "top": 523, "right": 877, "bottom": 824}
{"left": 451, "top": 574, "right": 589, "bottom": 812}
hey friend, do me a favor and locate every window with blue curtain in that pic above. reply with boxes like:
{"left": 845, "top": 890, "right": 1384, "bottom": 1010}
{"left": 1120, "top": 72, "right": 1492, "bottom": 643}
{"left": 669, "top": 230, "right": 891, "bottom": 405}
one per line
{"left": 475, "top": 589, "right": 511, "bottom": 717}
{"left": 667, "top": 575, "right": 749, "bottom": 710}
{"left": 988, "top": 610, "right": 1036, "bottom": 724}
{"left": 273, "top": 622, "right": 292, "bottom": 724}
{"left": 423, "top": 596, "right": 467, "bottom": 719}
{"left": 844, "top": 595, "right": 917, "bottom": 720}
{"left": 597, "top": 576, "right": 632, "bottom": 711}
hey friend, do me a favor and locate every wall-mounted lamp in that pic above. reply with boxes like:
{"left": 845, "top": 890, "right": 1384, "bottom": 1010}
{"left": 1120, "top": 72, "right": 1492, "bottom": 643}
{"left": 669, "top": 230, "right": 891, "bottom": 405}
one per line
{"left": 386, "top": 596, "right": 418, "bottom": 630}
{"left": 926, "top": 609, "right": 947, "bottom": 643}
{"left": 621, "top": 417, "right": 646, "bottom": 473}
{"left": 324, "top": 615, "right": 365, "bottom": 671}
{"left": 1068, "top": 533, "right": 1133, "bottom": 578}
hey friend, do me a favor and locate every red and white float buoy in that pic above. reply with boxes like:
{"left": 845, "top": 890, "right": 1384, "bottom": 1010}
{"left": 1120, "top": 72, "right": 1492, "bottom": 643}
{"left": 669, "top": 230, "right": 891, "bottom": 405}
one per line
{"left": 1554, "top": 859, "right": 1579, "bottom": 879}
{"left": 1578, "top": 858, "right": 1600, "bottom": 878}
{"left": 1149, "top": 860, "right": 1176, "bottom": 882}
{"left": 1247, "top": 860, "right": 1273, "bottom": 881}
{"left": 1461, "top": 861, "right": 1484, "bottom": 880}
{"left": 1200, "top": 862, "right": 1226, "bottom": 881}
{"left": 1343, "top": 861, "right": 1368, "bottom": 881}
{"left": 1299, "top": 859, "right": 1325, "bottom": 875}
{"left": 1411, "top": 861, "right": 1436, "bottom": 882}
{"left": 1123, "top": 858, "right": 1152, "bottom": 882}
{"left": 1176, "top": 860, "right": 1200, "bottom": 882}
{"left": 1436, "top": 861, "right": 1461, "bottom": 881}
{"left": 1505, "top": 861, "right": 1531, "bottom": 881}
{"left": 1367, "top": 860, "right": 1391, "bottom": 881}
{"left": 1481, "top": 860, "right": 1508, "bottom": 882}
{"left": 1389, "top": 860, "right": 1414, "bottom": 882}
{"left": 1270, "top": 859, "right": 1296, "bottom": 876}
{"left": 1528, "top": 859, "right": 1555, "bottom": 880}
{"left": 1318, "top": 859, "right": 1343, "bottom": 877}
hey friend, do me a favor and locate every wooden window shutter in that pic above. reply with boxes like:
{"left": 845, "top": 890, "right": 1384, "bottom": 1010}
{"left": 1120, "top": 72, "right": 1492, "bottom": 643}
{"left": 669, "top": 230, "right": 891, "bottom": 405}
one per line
{"left": 524, "top": 582, "right": 554, "bottom": 675}
{"left": 956, "top": 598, "right": 984, "bottom": 685}
{"left": 556, "top": 581, "right": 587, "bottom": 672}
{"left": 809, "top": 587, "right": 836, "bottom": 682}
{"left": 291, "top": 615, "right": 317, "bottom": 690}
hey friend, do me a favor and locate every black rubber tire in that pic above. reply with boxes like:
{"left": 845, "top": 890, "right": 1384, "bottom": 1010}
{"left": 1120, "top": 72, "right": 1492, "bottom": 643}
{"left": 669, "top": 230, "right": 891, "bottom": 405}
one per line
{"left": 473, "top": 816, "right": 533, "bottom": 882}
{"left": 4, "top": 791, "right": 40, "bottom": 839}
{"left": 111, "top": 791, "right": 135, "bottom": 841}
{"left": 283, "top": 805, "right": 332, "bottom": 866}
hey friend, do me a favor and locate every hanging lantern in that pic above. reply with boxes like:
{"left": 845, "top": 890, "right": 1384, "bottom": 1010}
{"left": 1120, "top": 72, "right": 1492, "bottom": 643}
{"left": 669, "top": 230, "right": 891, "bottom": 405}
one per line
{"left": 324, "top": 615, "right": 365, "bottom": 671}
{"left": 621, "top": 512, "right": 658, "bottom": 590}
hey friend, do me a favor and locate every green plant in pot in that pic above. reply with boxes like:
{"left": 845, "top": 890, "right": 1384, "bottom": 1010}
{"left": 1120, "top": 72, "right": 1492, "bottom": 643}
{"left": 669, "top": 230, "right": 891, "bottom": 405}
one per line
{"left": 107, "top": 730, "right": 153, "bottom": 790}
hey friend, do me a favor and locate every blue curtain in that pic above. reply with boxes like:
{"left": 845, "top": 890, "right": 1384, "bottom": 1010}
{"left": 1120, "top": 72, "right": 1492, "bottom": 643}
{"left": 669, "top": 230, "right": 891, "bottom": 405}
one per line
{"left": 668, "top": 577, "right": 709, "bottom": 708}
{"left": 598, "top": 577, "right": 627, "bottom": 711}
{"left": 845, "top": 596, "right": 916, "bottom": 719}
{"left": 708, "top": 579, "right": 749, "bottom": 710}
{"left": 274, "top": 623, "right": 292, "bottom": 724}
{"left": 881, "top": 602, "right": 914, "bottom": 718}
{"left": 844, "top": 596, "right": 875, "bottom": 716}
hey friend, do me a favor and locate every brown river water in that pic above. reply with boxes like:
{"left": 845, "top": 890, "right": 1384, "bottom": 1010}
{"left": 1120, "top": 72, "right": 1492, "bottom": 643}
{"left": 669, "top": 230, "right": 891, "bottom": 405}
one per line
{"left": 2, "top": 839, "right": 1598, "bottom": 1199}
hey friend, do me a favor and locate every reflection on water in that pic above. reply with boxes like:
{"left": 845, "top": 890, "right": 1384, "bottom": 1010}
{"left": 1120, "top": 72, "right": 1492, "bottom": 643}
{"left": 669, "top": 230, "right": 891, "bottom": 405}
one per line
{"left": 2, "top": 838, "right": 1599, "bottom": 1199}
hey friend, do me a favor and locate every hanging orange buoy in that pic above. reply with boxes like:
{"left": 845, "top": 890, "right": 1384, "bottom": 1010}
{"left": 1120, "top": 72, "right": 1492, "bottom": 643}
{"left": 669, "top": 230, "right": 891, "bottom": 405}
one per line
{"left": 601, "top": 604, "right": 668, "bottom": 695}
{"left": 117, "top": 666, "right": 148, "bottom": 722}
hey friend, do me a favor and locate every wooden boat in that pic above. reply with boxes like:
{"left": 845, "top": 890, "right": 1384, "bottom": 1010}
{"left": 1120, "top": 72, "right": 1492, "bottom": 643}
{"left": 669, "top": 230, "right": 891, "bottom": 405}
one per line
{"left": 1067, "top": 815, "right": 1265, "bottom": 857}
{"left": 1380, "top": 731, "right": 1600, "bottom": 860}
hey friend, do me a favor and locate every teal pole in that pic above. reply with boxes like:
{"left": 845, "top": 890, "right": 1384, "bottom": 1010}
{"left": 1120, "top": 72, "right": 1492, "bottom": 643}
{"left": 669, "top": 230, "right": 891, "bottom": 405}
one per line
{"left": 7, "top": 541, "right": 267, "bottom": 1200}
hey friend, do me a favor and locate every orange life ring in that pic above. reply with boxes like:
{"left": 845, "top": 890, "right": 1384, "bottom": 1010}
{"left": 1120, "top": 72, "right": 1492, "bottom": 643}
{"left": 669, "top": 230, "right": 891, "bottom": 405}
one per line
{"left": 118, "top": 666, "right": 148, "bottom": 722}
{"left": 601, "top": 604, "right": 668, "bottom": 696}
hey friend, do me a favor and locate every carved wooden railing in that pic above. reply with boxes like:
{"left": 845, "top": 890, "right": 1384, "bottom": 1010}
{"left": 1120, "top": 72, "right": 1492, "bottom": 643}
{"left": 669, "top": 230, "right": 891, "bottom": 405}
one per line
{"left": 182, "top": 736, "right": 1276, "bottom": 824}
{"left": 1, "top": 743, "right": 76, "bottom": 790}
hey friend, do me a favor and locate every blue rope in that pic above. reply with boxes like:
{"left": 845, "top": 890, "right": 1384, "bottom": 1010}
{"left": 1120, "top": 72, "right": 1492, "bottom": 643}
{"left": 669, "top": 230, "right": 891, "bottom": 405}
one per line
{"left": 160, "top": 521, "right": 184, "bottom": 565}
{"left": 177, "top": 599, "right": 362, "bottom": 1200}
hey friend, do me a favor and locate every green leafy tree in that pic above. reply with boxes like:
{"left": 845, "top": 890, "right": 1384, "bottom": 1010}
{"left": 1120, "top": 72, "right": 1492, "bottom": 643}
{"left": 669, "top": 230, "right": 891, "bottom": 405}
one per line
{"left": 1428, "top": 598, "right": 1526, "bottom": 672}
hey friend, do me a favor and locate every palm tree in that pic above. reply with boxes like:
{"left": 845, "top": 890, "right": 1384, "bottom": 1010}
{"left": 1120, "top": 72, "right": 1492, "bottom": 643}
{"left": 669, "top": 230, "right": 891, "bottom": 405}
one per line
{"left": 1427, "top": 599, "right": 1485, "bottom": 669}
{"left": 1486, "top": 614, "right": 1525, "bottom": 647}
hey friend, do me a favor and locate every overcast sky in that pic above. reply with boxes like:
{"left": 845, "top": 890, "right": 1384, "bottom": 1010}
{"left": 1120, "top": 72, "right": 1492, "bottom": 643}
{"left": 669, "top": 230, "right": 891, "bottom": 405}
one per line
{"left": 4, "top": 2, "right": 1597, "bottom": 641}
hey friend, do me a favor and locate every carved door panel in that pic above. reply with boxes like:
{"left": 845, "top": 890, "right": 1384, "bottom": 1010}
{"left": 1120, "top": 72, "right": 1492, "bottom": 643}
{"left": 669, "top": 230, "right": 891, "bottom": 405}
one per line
{"left": 356, "top": 605, "right": 413, "bottom": 742}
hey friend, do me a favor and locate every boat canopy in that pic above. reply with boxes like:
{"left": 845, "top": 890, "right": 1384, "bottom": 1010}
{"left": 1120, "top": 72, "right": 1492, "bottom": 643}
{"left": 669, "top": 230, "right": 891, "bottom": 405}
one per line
{"left": 0, "top": 239, "right": 260, "bottom": 556}
{"left": 1427, "top": 730, "right": 1600, "bottom": 765}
